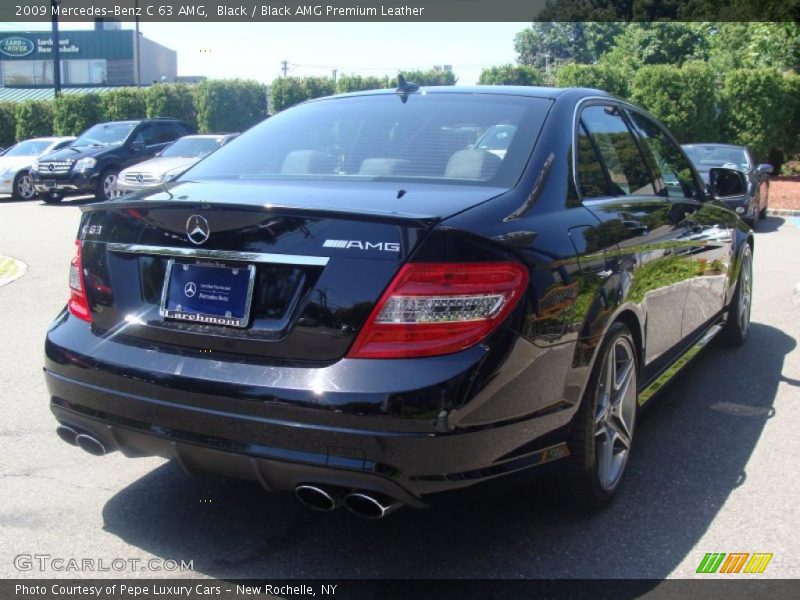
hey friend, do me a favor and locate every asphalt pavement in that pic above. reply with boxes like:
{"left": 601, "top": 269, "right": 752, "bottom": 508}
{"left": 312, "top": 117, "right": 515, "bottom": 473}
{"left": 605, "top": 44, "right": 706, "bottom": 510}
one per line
{"left": 1, "top": 196, "right": 799, "bottom": 580}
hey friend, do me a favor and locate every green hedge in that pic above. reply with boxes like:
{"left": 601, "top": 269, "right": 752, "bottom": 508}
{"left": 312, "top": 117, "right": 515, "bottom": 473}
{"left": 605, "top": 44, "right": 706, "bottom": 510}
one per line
{"left": 630, "top": 62, "right": 718, "bottom": 143}
{"left": 145, "top": 83, "right": 196, "bottom": 127}
{"left": 0, "top": 103, "right": 16, "bottom": 148}
{"left": 335, "top": 74, "right": 392, "bottom": 93}
{"left": 15, "top": 101, "right": 54, "bottom": 141}
{"left": 195, "top": 79, "right": 268, "bottom": 133}
{"left": 101, "top": 88, "right": 146, "bottom": 121}
{"left": 269, "top": 76, "right": 335, "bottom": 112}
{"left": 555, "top": 63, "right": 629, "bottom": 98}
{"left": 52, "top": 94, "right": 104, "bottom": 136}
{"left": 719, "top": 68, "right": 794, "bottom": 162}
{"left": 478, "top": 64, "right": 544, "bottom": 86}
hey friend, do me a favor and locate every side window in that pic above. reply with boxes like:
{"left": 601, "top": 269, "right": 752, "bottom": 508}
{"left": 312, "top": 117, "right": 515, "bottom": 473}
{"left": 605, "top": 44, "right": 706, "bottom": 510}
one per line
{"left": 153, "top": 123, "right": 180, "bottom": 144}
{"left": 579, "top": 105, "right": 655, "bottom": 199}
{"left": 576, "top": 122, "right": 611, "bottom": 198}
{"left": 626, "top": 111, "right": 700, "bottom": 200}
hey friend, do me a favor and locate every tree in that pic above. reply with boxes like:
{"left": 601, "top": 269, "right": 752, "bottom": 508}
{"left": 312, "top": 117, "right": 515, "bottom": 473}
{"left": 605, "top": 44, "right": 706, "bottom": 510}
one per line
{"left": 478, "top": 64, "right": 544, "bottom": 86}
{"left": 555, "top": 63, "right": 629, "bottom": 98}
{"left": 336, "top": 74, "right": 392, "bottom": 93}
{"left": 101, "top": 88, "right": 146, "bottom": 121}
{"left": 515, "top": 23, "right": 623, "bottom": 71}
{"left": 145, "top": 83, "right": 196, "bottom": 127}
{"left": 15, "top": 101, "right": 54, "bottom": 141}
{"left": 398, "top": 68, "right": 456, "bottom": 86}
{"left": 52, "top": 94, "right": 104, "bottom": 136}
{"left": 269, "top": 77, "right": 335, "bottom": 112}
{"left": 719, "top": 68, "right": 793, "bottom": 164}
{"left": 706, "top": 22, "right": 800, "bottom": 72}
{"left": 630, "top": 62, "right": 718, "bottom": 143}
{"left": 0, "top": 103, "right": 17, "bottom": 147}
{"left": 195, "top": 79, "right": 268, "bottom": 132}
{"left": 600, "top": 23, "right": 710, "bottom": 74}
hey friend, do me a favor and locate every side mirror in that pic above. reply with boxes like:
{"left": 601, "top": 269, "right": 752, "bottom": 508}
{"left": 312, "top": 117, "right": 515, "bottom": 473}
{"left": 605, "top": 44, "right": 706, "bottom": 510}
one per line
{"left": 757, "top": 163, "right": 774, "bottom": 175}
{"left": 708, "top": 167, "right": 746, "bottom": 199}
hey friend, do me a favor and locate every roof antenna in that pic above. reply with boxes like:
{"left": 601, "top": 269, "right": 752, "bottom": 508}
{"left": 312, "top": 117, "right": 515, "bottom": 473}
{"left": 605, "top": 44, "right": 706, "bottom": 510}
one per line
{"left": 396, "top": 74, "right": 419, "bottom": 103}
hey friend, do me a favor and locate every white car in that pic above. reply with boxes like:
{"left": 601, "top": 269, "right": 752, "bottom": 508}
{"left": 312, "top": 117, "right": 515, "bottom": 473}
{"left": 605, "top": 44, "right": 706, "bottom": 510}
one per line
{"left": 116, "top": 134, "right": 238, "bottom": 196}
{"left": 0, "top": 137, "right": 76, "bottom": 200}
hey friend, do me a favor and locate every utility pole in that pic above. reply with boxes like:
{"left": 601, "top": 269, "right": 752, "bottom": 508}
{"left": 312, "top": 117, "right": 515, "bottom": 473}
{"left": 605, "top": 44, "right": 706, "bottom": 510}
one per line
{"left": 51, "top": 0, "right": 62, "bottom": 96}
{"left": 134, "top": 0, "right": 141, "bottom": 87}
{"left": 281, "top": 60, "right": 288, "bottom": 77}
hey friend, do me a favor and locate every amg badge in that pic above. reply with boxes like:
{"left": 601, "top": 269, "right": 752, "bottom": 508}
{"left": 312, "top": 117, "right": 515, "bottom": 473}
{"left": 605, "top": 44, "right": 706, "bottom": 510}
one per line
{"left": 323, "top": 239, "right": 400, "bottom": 252}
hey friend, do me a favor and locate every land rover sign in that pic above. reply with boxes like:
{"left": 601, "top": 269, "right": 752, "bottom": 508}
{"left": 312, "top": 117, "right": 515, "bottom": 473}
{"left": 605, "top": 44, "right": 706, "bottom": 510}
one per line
{"left": 0, "top": 37, "right": 34, "bottom": 57}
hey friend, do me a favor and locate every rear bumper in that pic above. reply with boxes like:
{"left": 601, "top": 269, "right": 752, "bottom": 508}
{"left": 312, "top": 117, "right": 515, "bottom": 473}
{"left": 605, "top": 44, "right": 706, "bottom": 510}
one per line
{"left": 44, "top": 312, "right": 574, "bottom": 503}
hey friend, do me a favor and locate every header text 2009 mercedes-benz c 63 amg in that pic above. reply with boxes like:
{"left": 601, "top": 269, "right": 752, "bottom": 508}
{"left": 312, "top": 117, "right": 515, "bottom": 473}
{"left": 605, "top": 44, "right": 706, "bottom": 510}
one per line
{"left": 44, "top": 84, "right": 753, "bottom": 519}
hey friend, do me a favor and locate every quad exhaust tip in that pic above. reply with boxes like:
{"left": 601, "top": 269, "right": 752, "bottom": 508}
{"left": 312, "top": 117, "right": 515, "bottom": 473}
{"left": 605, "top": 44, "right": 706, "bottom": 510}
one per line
{"left": 294, "top": 485, "right": 338, "bottom": 512}
{"left": 56, "top": 425, "right": 79, "bottom": 446}
{"left": 343, "top": 492, "right": 400, "bottom": 520}
{"left": 74, "top": 433, "right": 107, "bottom": 456}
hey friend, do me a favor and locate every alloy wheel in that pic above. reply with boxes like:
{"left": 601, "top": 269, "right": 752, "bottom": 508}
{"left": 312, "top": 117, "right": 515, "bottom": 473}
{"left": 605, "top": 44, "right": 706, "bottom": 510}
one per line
{"left": 102, "top": 173, "right": 118, "bottom": 200}
{"left": 16, "top": 173, "right": 35, "bottom": 200}
{"left": 594, "top": 336, "right": 637, "bottom": 491}
{"left": 738, "top": 251, "right": 752, "bottom": 335}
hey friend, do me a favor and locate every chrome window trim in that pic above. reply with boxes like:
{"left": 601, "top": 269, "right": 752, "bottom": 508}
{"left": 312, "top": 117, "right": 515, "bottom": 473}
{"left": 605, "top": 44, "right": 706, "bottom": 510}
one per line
{"left": 106, "top": 243, "right": 329, "bottom": 267}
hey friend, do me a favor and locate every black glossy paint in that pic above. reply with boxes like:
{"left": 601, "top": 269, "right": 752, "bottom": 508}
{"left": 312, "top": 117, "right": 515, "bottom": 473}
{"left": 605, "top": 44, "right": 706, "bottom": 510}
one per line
{"left": 44, "top": 87, "right": 754, "bottom": 505}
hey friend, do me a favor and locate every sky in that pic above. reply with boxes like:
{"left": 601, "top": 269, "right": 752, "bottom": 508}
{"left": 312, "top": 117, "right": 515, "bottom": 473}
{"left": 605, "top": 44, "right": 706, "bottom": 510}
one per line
{"left": 0, "top": 21, "right": 526, "bottom": 85}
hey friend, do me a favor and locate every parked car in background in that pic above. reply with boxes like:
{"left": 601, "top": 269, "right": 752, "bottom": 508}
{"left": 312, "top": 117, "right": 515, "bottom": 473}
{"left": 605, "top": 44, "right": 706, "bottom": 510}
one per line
{"left": 471, "top": 123, "right": 517, "bottom": 159}
{"left": 116, "top": 134, "right": 238, "bottom": 196}
{"left": 682, "top": 143, "right": 771, "bottom": 228}
{"left": 45, "top": 87, "right": 753, "bottom": 518}
{"left": 32, "top": 118, "right": 196, "bottom": 203}
{"left": 0, "top": 137, "right": 76, "bottom": 200}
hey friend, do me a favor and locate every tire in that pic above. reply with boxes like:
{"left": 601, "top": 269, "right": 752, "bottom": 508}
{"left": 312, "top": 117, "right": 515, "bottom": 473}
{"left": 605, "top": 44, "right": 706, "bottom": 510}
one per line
{"left": 95, "top": 170, "right": 118, "bottom": 202}
{"left": 718, "top": 244, "right": 753, "bottom": 346}
{"left": 746, "top": 216, "right": 758, "bottom": 230}
{"left": 759, "top": 205, "right": 767, "bottom": 220}
{"left": 556, "top": 322, "right": 639, "bottom": 510}
{"left": 12, "top": 170, "right": 37, "bottom": 201}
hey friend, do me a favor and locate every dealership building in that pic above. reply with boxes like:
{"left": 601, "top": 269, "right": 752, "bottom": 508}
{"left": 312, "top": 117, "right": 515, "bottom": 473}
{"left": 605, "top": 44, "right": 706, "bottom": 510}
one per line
{"left": 0, "top": 23, "right": 177, "bottom": 96}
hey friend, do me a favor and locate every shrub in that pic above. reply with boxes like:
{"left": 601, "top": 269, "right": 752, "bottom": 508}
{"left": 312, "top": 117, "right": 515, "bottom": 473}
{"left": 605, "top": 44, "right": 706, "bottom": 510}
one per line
{"left": 195, "top": 79, "right": 268, "bottom": 133}
{"left": 101, "top": 88, "right": 146, "bottom": 121}
{"left": 145, "top": 83, "right": 196, "bottom": 127}
{"left": 0, "top": 103, "right": 17, "bottom": 147}
{"left": 399, "top": 68, "right": 457, "bottom": 86}
{"left": 52, "top": 94, "right": 104, "bottom": 136}
{"left": 630, "top": 62, "right": 718, "bottom": 143}
{"left": 719, "top": 68, "right": 792, "bottom": 163}
{"left": 270, "top": 77, "right": 335, "bottom": 112}
{"left": 15, "top": 101, "right": 54, "bottom": 141}
{"left": 478, "top": 64, "right": 544, "bottom": 86}
{"left": 555, "top": 63, "right": 629, "bottom": 98}
{"left": 336, "top": 74, "right": 392, "bottom": 93}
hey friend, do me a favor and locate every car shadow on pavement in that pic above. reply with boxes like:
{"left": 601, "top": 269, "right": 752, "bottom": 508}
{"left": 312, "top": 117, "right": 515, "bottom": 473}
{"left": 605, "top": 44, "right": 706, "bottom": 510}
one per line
{"left": 754, "top": 216, "right": 785, "bottom": 233}
{"left": 101, "top": 322, "right": 794, "bottom": 579}
{"left": 37, "top": 196, "right": 100, "bottom": 207}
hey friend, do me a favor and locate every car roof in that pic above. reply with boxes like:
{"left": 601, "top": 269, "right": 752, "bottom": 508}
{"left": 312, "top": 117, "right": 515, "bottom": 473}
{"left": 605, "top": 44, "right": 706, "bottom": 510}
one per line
{"left": 313, "top": 85, "right": 614, "bottom": 102}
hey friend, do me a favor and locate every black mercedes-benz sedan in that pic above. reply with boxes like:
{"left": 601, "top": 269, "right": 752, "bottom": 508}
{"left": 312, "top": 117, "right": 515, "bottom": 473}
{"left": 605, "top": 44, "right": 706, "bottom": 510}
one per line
{"left": 682, "top": 143, "right": 772, "bottom": 228}
{"left": 45, "top": 86, "right": 753, "bottom": 518}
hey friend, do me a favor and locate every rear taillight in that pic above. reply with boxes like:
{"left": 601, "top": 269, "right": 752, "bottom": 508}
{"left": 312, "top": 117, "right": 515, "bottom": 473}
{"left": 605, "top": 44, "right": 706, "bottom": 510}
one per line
{"left": 347, "top": 262, "right": 528, "bottom": 359}
{"left": 68, "top": 240, "right": 91, "bottom": 322}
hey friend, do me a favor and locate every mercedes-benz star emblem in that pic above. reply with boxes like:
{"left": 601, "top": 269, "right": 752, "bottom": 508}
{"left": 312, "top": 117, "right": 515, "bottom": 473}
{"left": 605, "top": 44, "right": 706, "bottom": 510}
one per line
{"left": 136, "top": 173, "right": 144, "bottom": 182}
{"left": 186, "top": 215, "right": 210, "bottom": 245}
{"left": 48, "top": 163, "right": 54, "bottom": 172}
{"left": 184, "top": 282, "right": 197, "bottom": 298}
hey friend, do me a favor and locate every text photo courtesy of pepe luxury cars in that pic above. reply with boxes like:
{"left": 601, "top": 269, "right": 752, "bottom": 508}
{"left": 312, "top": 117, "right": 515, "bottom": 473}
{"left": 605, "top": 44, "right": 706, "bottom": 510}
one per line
{"left": 1, "top": 2, "right": 800, "bottom": 591}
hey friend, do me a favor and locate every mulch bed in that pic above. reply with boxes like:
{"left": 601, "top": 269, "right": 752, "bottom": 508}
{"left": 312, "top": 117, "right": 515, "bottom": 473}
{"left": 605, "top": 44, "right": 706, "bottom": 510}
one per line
{"left": 768, "top": 176, "right": 800, "bottom": 211}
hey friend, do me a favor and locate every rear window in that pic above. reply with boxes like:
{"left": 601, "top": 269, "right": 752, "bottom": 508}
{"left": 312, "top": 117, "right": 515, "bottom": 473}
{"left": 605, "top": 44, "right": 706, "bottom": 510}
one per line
{"left": 183, "top": 93, "right": 552, "bottom": 187}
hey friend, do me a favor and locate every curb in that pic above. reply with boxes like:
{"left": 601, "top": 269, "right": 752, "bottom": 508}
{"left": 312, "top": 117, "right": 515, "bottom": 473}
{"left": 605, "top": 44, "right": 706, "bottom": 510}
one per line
{"left": 0, "top": 255, "right": 27, "bottom": 287}
{"left": 767, "top": 208, "right": 800, "bottom": 217}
